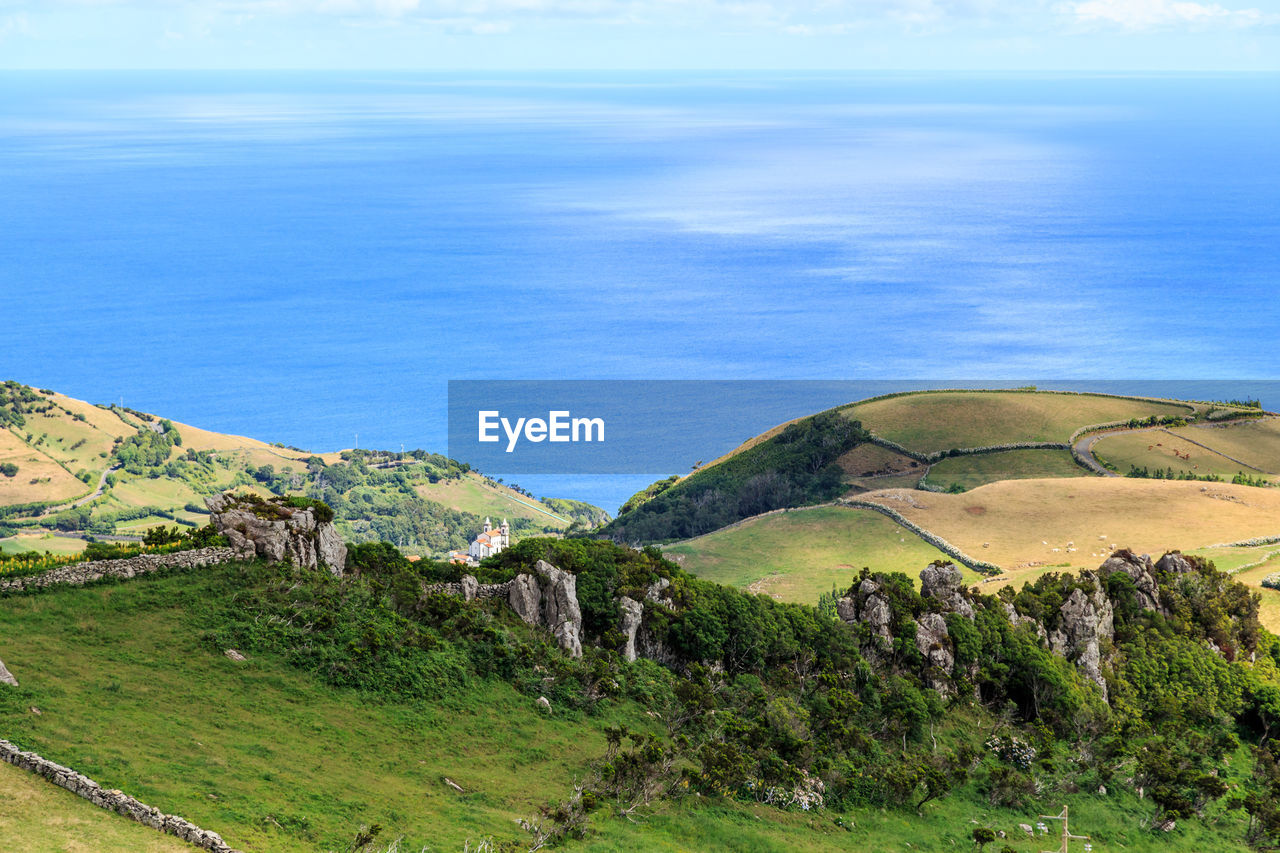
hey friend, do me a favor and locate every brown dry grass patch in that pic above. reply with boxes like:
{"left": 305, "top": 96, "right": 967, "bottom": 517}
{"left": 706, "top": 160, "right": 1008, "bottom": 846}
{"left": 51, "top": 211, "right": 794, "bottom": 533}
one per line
{"left": 859, "top": 478, "right": 1280, "bottom": 588}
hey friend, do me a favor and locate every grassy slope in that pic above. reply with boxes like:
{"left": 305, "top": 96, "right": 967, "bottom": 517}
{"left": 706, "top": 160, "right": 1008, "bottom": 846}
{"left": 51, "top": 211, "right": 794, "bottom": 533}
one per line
{"left": 842, "top": 391, "right": 1193, "bottom": 455}
{"left": 662, "top": 506, "right": 963, "bottom": 604}
{"left": 1232, "top": 553, "right": 1280, "bottom": 634}
{"left": 415, "top": 473, "right": 570, "bottom": 527}
{"left": 1170, "top": 418, "right": 1280, "bottom": 473}
{"left": 858, "top": 478, "right": 1280, "bottom": 588}
{"left": 1, "top": 384, "right": 592, "bottom": 558}
{"left": 0, "top": 533, "right": 88, "bottom": 557}
{"left": 0, "top": 761, "right": 196, "bottom": 853}
{"left": 925, "top": 449, "right": 1085, "bottom": 491}
{"left": 1092, "top": 429, "right": 1279, "bottom": 483}
{"left": 0, "top": 565, "right": 641, "bottom": 853}
{"left": 0, "top": 428, "right": 86, "bottom": 505}
{"left": 0, "top": 563, "right": 1255, "bottom": 853}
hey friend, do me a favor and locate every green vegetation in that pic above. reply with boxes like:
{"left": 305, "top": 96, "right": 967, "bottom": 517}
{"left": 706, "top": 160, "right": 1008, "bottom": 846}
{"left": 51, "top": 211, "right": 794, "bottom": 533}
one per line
{"left": 4, "top": 538, "right": 1280, "bottom": 851}
{"left": 663, "top": 505, "right": 958, "bottom": 604}
{"left": 924, "top": 450, "right": 1085, "bottom": 492}
{"left": 0, "top": 381, "right": 606, "bottom": 556}
{"left": 617, "top": 476, "right": 680, "bottom": 517}
{"left": 1125, "top": 465, "right": 1274, "bottom": 488}
{"left": 601, "top": 411, "right": 869, "bottom": 544}
{"left": 0, "top": 761, "right": 195, "bottom": 852}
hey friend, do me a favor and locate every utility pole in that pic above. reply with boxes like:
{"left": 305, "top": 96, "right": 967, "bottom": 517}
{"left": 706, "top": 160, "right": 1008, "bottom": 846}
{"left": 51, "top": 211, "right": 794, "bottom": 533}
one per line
{"left": 1038, "top": 805, "right": 1092, "bottom": 853}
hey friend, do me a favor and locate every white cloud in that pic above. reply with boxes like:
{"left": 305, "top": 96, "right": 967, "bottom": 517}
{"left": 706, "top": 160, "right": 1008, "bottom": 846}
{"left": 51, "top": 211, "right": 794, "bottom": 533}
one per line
{"left": 1067, "top": 0, "right": 1278, "bottom": 28}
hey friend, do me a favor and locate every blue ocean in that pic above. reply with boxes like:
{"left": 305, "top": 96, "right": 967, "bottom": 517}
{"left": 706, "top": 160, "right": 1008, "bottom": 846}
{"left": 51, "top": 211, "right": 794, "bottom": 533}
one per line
{"left": 2, "top": 72, "right": 1278, "bottom": 511}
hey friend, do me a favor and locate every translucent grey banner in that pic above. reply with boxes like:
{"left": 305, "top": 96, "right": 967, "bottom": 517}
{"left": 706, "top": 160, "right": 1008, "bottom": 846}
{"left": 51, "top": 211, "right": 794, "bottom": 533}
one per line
{"left": 447, "top": 380, "right": 1277, "bottom": 476}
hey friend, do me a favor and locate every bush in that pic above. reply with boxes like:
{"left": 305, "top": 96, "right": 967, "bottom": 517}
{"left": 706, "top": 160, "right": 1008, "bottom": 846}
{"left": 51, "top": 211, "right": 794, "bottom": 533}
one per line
{"left": 0, "top": 462, "right": 18, "bottom": 477}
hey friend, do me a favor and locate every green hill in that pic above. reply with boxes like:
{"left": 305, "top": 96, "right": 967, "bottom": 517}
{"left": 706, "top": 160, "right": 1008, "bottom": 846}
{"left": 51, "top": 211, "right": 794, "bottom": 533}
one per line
{"left": 0, "top": 380, "right": 607, "bottom": 558}
{"left": 2, "top": 539, "right": 1278, "bottom": 851}
{"left": 603, "top": 390, "right": 1280, "bottom": 629}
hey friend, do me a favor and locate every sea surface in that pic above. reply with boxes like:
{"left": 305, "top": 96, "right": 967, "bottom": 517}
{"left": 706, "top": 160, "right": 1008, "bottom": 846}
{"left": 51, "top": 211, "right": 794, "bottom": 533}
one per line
{"left": 2, "top": 72, "right": 1278, "bottom": 511}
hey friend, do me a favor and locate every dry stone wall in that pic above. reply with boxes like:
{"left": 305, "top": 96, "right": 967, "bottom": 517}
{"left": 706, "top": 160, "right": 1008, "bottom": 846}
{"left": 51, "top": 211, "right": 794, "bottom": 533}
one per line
{"left": 0, "top": 739, "right": 242, "bottom": 852}
{"left": 0, "top": 547, "right": 239, "bottom": 594}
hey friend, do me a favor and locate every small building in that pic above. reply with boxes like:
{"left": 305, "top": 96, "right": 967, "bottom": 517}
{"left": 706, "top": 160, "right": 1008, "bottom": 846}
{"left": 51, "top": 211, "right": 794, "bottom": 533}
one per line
{"left": 468, "top": 517, "right": 509, "bottom": 561}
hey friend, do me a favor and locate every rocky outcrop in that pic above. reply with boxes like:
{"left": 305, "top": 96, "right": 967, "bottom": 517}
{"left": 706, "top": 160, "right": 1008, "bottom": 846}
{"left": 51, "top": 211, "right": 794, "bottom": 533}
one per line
{"left": 207, "top": 493, "right": 347, "bottom": 576}
{"left": 0, "top": 739, "right": 241, "bottom": 852}
{"left": 1100, "top": 550, "right": 1161, "bottom": 612}
{"left": 534, "top": 560, "right": 583, "bottom": 658}
{"left": 507, "top": 573, "right": 541, "bottom": 623}
{"left": 1047, "top": 583, "right": 1114, "bottom": 700}
{"left": 0, "top": 658, "right": 17, "bottom": 687}
{"left": 646, "top": 577, "right": 674, "bottom": 608}
{"left": 619, "top": 597, "right": 645, "bottom": 662}
{"left": 1156, "top": 552, "right": 1197, "bottom": 576}
{"left": 914, "top": 612, "right": 955, "bottom": 695}
{"left": 838, "top": 578, "right": 894, "bottom": 649}
{"left": 0, "top": 547, "right": 239, "bottom": 594}
{"left": 1004, "top": 602, "right": 1048, "bottom": 643}
{"left": 421, "top": 560, "right": 584, "bottom": 658}
{"left": 919, "top": 562, "right": 974, "bottom": 618}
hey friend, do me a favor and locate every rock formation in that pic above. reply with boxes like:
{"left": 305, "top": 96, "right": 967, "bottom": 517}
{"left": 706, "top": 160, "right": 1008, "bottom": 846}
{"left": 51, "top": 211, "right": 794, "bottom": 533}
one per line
{"left": 422, "top": 559, "right": 584, "bottom": 658}
{"left": 532, "top": 560, "right": 583, "bottom": 658}
{"left": 0, "top": 658, "right": 17, "bottom": 687}
{"left": 207, "top": 493, "right": 347, "bottom": 576}
{"left": 619, "top": 596, "right": 645, "bottom": 662}
{"left": 839, "top": 578, "right": 894, "bottom": 649}
{"left": 1047, "top": 583, "right": 1115, "bottom": 699}
{"left": 1099, "top": 549, "right": 1161, "bottom": 612}
{"left": 914, "top": 612, "right": 955, "bottom": 695}
{"left": 832, "top": 551, "right": 1221, "bottom": 703}
{"left": 919, "top": 562, "right": 975, "bottom": 618}
{"left": 1156, "top": 551, "right": 1197, "bottom": 576}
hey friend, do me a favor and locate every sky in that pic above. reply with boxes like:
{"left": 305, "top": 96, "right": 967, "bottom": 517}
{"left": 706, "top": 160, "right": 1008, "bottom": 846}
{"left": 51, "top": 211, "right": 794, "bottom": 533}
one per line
{"left": 0, "top": 0, "right": 1279, "bottom": 70}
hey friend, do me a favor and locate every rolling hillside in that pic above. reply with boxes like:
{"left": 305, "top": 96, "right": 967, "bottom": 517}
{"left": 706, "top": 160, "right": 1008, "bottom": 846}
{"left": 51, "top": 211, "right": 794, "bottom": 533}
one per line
{"left": 641, "top": 390, "right": 1280, "bottom": 627}
{"left": 0, "top": 380, "right": 605, "bottom": 558}
{"left": 1, "top": 541, "right": 1273, "bottom": 852}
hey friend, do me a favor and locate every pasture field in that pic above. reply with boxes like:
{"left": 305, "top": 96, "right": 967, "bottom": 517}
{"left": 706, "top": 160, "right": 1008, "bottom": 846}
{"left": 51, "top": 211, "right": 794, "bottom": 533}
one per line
{"left": 1231, "top": 553, "right": 1280, "bottom": 634}
{"left": 835, "top": 442, "right": 922, "bottom": 478}
{"left": 0, "top": 533, "right": 88, "bottom": 556}
{"left": 840, "top": 391, "right": 1192, "bottom": 455}
{"left": 663, "top": 505, "right": 961, "bottom": 604}
{"left": 1091, "top": 429, "right": 1278, "bottom": 483}
{"left": 0, "top": 429, "right": 85, "bottom": 505}
{"left": 843, "top": 472, "right": 924, "bottom": 494}
{"left": 1188, "top": 543, "right": 1280, "bottom": 574}
{"left": 416, "top": 472, "right": 570, "bottom": 527}
{"left": 0, "top": 760, "right": 196, "bottom": 853}
{"left": 13, "top": 409, "right": 116, "bottom": 473}
{"left": 170, "top": 419, "right": 315, "bottom": 473}
{"left": 1170, "top": 418, "right": 1280, "bottom": 474}
{"left": 925, "top": 449, "right": 1086, "bottom": 491}
{"left": 857, "top": 478, "right": 1280, "bottom": 586}
{"left": 0, "top": 566, "right": 640, "bottom": 853}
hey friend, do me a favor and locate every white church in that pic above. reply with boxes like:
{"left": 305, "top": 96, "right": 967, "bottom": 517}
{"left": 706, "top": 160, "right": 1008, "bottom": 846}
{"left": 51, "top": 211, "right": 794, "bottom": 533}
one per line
{"left": 449, "top": 517, "right": 510, "bottom": 565}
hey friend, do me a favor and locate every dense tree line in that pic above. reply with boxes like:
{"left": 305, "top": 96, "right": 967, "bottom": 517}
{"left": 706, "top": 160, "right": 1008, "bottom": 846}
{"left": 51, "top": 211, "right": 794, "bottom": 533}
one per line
{"left": 600, "top": 411, "right": 869, "bottom": 543}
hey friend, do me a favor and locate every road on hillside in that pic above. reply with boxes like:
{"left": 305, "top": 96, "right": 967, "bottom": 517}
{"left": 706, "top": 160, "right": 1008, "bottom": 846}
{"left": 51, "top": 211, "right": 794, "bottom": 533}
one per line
{"left": 69, "top": 464, "right": 120, "bottom": 509}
